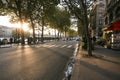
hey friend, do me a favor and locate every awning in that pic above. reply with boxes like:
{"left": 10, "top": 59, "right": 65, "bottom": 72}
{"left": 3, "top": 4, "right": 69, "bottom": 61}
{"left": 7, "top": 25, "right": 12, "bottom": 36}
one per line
{"left": 107, "top": 20, "right": 120, "bottom": 31}
{"left": 107, "top": 25, "right": 113, "bottom": 31}
{"left": 113, "top": 20, "right": 120, "bottom": 31}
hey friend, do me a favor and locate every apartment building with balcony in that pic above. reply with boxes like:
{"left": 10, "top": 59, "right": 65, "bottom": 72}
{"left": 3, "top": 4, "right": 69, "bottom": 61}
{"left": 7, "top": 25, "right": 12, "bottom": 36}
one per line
{"left": 90, "top": 0, "right": 106, "bottom": 38}
{"left": 103, "top": 0, "right": 120, "bottom": 49}
{"left": 104, "top": 0, "right": 120, "bottom": 26}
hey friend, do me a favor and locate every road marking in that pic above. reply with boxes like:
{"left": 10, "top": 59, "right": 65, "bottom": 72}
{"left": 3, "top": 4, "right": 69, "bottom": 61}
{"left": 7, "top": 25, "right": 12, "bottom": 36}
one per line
{"left": 61, "top": 45, "right": 67, "bottom": 48}
{"left": 67, "top": 45, "right": 72, "bottom": 48}
{"left": 49, "top": 45, "right": 54, "bottom": 47}
{"left": 54, "top": 45, "right": 59, "bottom": 47}
{"left": 15, "top": 44, "right": 73, "bottom": 48}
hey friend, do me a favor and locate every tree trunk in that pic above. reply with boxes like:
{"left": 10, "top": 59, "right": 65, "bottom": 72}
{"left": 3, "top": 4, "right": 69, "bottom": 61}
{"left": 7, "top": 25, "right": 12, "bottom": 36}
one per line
{"left": 84, "top": 0, "right": 92, "bottom": 56}
{"left": 20, "top": 23, "right": 25, "bottom": 45}
{"left": 41, "top": 16, "right": 44, "bottom": 43}
{"left": 30, "top": 16, "right": 36, "bottom": 44}
{"left": 54, "top": 29, "right": 57, "bottom": 38}
{"left": 19, "top": 13, "right": 25, "bottom": 45}
{"left": 58, "top": 32, "right": 60, "bottom": 37}
{"left": 65, "top": 27, "right": 67, "bottom": 38}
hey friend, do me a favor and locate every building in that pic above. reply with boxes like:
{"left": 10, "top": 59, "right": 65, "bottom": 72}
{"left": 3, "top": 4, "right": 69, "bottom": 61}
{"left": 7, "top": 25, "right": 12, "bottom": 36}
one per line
{"left": 104, "top": 0, "right": 120, "bottom": 27}
{"left": 90, "top": 0, "right": 106, "bottom": 38}
{"left": 0, "top": 25, "right": 13, "bottom": 43}
{"left": 103, "top": 0, "right": 120, "bottom": 49}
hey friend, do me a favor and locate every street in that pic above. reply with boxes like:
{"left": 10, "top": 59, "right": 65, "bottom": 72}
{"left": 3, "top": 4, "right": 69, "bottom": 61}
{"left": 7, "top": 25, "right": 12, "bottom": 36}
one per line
{"left": 0, "top": 40, "right": 78, "bottom": 80}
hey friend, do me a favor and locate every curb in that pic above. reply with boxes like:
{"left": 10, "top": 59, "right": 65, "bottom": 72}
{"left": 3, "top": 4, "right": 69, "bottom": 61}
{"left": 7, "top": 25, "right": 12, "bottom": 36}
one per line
{"left": 62, "top": 42, "right": 80, "bottom": 80}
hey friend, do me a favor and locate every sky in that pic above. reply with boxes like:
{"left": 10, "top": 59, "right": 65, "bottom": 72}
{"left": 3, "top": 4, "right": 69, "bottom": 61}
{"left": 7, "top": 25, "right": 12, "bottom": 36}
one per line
{"left": 0, "top": 16, "right": 23, "bottom": 28}
{"left": 0, "top": 15, "right": 77, "bottom": 35}
{"left": 0, "top": 16, "right": 30, "bottom": 31}
{"left": 0, "top": 16, "right": 53, "bottom": 34}
{"left": 0, "top": 16, "right": 13, "bottom": 27}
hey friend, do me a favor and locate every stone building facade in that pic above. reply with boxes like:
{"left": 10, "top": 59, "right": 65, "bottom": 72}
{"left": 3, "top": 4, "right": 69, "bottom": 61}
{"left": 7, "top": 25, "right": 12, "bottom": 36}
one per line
{"left": 103, "top": 0, "right": 120, "bottom": 49}
{"left": 90, "top": 0, "right": 106, "bottom": 38}
{"left": 104, "top": 0, "right": 120, "bottom": 26}
{"left": 0, "top": 25, "right": 13, "bottom": 42}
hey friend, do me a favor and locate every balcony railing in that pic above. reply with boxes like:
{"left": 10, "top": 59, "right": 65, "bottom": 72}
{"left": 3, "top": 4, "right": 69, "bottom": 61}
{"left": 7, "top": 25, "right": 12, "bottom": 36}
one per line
{"left": 107, "top": 0, "right": 119, "bottom": 11}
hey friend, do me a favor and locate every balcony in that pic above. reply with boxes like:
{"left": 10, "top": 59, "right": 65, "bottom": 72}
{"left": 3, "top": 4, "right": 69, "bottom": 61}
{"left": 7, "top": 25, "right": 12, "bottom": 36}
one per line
{"left": 107, "top": 0, "right": 120, "bottom": 11}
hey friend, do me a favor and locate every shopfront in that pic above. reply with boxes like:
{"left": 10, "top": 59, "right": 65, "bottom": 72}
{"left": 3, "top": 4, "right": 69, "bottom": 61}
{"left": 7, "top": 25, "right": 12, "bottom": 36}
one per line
{"left": 106, "top": 20, "right": 120, "bottom": 50}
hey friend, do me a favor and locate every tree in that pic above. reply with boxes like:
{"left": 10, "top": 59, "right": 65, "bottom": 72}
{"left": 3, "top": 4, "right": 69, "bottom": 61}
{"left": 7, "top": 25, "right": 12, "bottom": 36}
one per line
{"left": 25, "top": 0, "right": 38, "bottom": 44}
{"left": 1, "top": 0, "right": 59, "bottom": 44}
{"left": 12, "top": 28, "right": 30, "bottom": 42}
{"left": 77, "top": 20, "right": 84, "bottom": 36}
{"left": 67, "top": 29, "right": 78, "bottom": 37}
{"left": 1, "top": 0, "right": 27, "bottom": 45}
{"left": 39, "top": 0, "right": 59, "bottom": 42}
{"left": 26, "top": 0, "right": 59, "bottom": 43}
{"left": 0, "top": 0, "right": 6, "bottom": 15}
{"left": 0, "top": 0, "right": 3, "bottom": 8}
{"left": 12, "top": 28, "right": 21, "bottom": 41}
{"left": 48, "top": 7, "right": 71, "bottom": 38}
{"left": 64, "top": 0, "right": 94, "bottom": 56}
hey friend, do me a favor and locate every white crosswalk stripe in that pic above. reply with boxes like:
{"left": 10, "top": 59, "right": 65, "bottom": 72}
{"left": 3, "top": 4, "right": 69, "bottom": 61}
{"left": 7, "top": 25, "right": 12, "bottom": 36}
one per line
{"left": 41, "top": 44, "right": 73, "bottom": 48}
{"left": 15, "top": 44, "right": 73, "bottom": 48}
{"left": 61, "top": 45, "right": 67, "bottom": 48}
{"left": 48, "top": 45, "right": 55, "bottom": 47}
{"left": 67, "top": 45, "right": 72, "bottom": 48}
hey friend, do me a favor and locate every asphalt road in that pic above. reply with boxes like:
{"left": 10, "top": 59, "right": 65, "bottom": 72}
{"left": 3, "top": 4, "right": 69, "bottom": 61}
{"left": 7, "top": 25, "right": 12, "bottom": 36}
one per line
{"left": 0, "top": 40, "right": 78, "bottom": 80}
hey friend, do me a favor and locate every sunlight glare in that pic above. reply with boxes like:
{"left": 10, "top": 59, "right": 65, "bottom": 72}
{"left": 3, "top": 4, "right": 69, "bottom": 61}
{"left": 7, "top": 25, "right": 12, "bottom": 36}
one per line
{"left": 23, "top": 23, "right": 29, "bottom": 31}
{"left": 14, "top": 22, "right": 29, "bottom": 32}
{"left": 0, "top": 16, "right": 29, "bottom": 32}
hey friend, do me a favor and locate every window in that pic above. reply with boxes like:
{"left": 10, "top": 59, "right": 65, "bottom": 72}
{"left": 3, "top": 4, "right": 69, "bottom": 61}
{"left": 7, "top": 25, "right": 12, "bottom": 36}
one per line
{"left": 99, "top": 18, "right": 103, "bottom": 25}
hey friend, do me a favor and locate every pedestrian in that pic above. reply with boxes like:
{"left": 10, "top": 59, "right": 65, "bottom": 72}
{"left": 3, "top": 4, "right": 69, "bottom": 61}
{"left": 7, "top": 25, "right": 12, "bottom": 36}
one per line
{"left": 10, "top": 38, "right": 13, "bottom": 47}
{"left": 92, "top": 36, "right": 96, "bottom": 49}
{"left": 93, "top": 36, "right": 96, "bottom": 43}
{"left": 10, "top": 38, "right": 13, "bottom": 43}
{"left": 0, "top": 39, "right": 1, "bottom": 48}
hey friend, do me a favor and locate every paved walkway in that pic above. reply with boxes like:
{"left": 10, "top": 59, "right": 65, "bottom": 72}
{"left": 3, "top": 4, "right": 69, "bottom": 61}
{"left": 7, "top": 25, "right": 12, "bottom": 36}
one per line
{"left": 71, "top": 45, "right": 120, "bottom": 80}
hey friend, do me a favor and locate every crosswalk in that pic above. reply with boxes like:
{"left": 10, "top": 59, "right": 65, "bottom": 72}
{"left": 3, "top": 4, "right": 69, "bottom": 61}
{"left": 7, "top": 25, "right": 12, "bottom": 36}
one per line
{"left": 38, "top": 44, "right": 73, "bottom": 48}
{"left": 16, "top": 44, "right": 74, "bottom": 48}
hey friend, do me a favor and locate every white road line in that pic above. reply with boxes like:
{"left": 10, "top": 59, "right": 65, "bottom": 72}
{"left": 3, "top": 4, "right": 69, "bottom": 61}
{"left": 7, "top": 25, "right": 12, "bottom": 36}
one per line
{"left": 47, "top": 45, "right": 55, "bottom": 47}
{"left": 47, "top": 45, "right": 52, "bottom": 47}
{"left": 54, "top": 45, "right": 59, "bottom": 47}
{"left": 61, "top": 45, "right": 67, "bottom": 48}
{"left": 67, "top": 45, "right": 72, "bottom": 48}
{"left": 43, "top": 45, "right": 47, "bottom": 47}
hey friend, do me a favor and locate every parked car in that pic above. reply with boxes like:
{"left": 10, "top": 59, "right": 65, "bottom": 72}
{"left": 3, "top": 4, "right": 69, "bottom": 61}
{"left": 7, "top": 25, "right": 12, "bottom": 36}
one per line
{"left": 0, "top": 38, "right": 8, "bottom": 44}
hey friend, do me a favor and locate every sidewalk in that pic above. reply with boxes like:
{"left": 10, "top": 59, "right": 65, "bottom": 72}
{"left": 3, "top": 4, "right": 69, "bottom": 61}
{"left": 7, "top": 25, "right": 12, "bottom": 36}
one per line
{"left": 71, "top": 45, "right": 120, "bottom": 80}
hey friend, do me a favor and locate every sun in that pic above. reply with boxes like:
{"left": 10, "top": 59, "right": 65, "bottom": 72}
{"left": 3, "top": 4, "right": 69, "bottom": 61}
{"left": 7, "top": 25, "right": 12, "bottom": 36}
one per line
{"left": 13, "top": 22, "right": 29, "bottom": 32}
{"left": 22, "top": 23, "right": 29, "bottom": 31}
